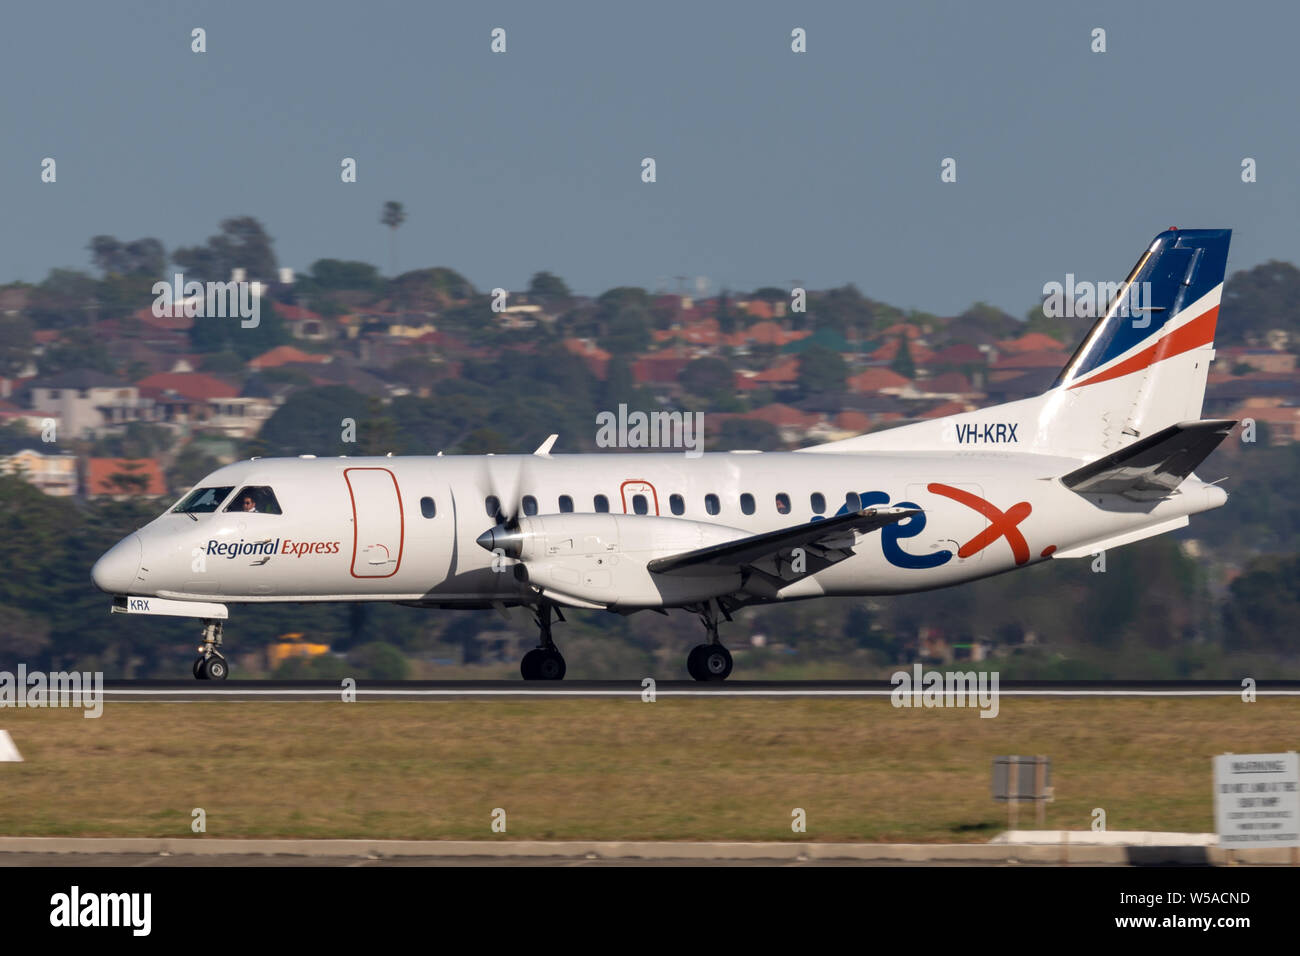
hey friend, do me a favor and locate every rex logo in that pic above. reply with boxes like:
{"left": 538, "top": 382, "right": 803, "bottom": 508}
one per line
{"left": 833, "top": 485, "right": 1035, "bottom": 568}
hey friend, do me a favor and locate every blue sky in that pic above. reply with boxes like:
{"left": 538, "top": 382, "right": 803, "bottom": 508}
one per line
{"left": 2, "top": 0, "right": 1296, "bottom": 316}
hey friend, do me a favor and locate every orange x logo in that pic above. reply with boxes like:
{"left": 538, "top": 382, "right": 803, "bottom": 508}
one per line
{"left": 926, "top": 482, "right": 1032, "bottom": 565}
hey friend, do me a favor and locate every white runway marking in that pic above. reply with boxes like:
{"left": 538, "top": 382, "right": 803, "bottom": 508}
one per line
{"left": 92, "top": 687, "right": 1300, "bottom": 700}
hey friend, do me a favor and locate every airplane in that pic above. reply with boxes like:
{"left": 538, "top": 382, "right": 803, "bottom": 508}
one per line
{"left": 92, "top": 227, "right": 1237, "bottom": 681}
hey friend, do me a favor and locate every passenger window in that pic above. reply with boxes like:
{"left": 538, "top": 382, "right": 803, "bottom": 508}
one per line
{"left": 420, "top": 496, "right": 436, "bottom": 519}
{"left": 522, "top": 495, "right": 538, "bottom": 516}
{"left": 485, "top": 495, "right": 500, "bottom": 518}
{"left": 670, "top": 493, "right": 685, "bottom": 516}
{"left": 775, "top": 493, "right": 791, "bottom": 515}
{"left": 559, "top": 495, "right": 574, "bottom": 513}
{"left": 594, "top": 494, "right": 609, "bottom": 513}
{"left": 175, "top": 485, "right": 235, "bottom": 514}
{"left": 810, "top": 492, "right": 826, "bottom": 514}
{"left": 705, "top": 493, "right": 720, "bottom": 516}
{"left": 740, "top": 493, "right": 755, "bottom": 515}
{"left": 845, "top": 492, "right": 861, "bottom": 512}
{"left": 632, "top": 494, "right": 649, "bottom": 515}
{"left": 225, "top": 486, "right": 282, "bottom": 515}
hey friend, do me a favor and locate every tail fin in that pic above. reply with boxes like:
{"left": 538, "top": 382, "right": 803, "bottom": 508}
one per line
{"left": 802, "top": 227, "right": 1232, "bottom": 459}
{"left": 1051, "top": 227, "right": 1230, "bottom": 443}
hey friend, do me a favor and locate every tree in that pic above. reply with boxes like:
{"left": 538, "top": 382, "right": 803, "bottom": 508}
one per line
{"left": 1221, "top": 261, "right": 1300, "bottom": 346}
{"left": 0, "top": 316, "right": 34, "bottom": 377}
{"left": 381, "top": 201, "right": 406, "bottom": 276}
{"left": 796, "top": 345, "right": 848, "bottom": 396}
{"left": 27, "top": 269, "right": 99, "bottom": 327}
{"left": 528, "top": 271, "right": 570, "bottom": 298}
{"left": 716, "top": 417, "right": 783, "bottom": 451}
{"left": 890, "top": 334, "right": 916, "bottom": 379}
{"left": 250, "top": 385, "right": 369, "bottom": 457}
{"left": 679, "top": 357, "right": 734, "bottom": 401}
{"left": 174, "top": 216, "right": 278, "bottom": 283}
{"left": 307, "top": 259, "right": 382, "bottom": 292}
{"left": 88, "top": 236, "right": 165, "bottom": 278}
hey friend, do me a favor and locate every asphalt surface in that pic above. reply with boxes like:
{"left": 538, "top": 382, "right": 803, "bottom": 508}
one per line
{"left": 87, "top": 679, "right": 1300, "bottom": 701}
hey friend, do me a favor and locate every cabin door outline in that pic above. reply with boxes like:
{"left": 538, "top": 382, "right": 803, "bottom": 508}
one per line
{"left": 619, "top": 479, "right": 660, "bottom": 515}
{"left": 344, "top": 467, "right": 405, "bottom": 578}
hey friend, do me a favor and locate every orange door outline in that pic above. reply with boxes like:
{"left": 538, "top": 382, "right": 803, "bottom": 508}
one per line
{"left": 619, "top": 479, "right": 660, "bottom": 515}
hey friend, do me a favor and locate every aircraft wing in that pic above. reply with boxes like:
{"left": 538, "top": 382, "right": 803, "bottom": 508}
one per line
{"left": 1060, "top": 419, "right": 1235, "bottom": 501}
{"left": 647, "top": 506, "right": 917, "bottom": 577}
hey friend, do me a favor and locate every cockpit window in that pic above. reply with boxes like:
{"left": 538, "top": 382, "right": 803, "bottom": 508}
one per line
{"left": 173, "top": 486, "right": 235, "bottom": 514}
{"left": 225, "top": 486, "right": 283, "bottom": 515}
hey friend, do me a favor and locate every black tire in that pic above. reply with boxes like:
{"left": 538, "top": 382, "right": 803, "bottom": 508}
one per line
{"left": 203, "top": 657, "right": 229, "bottom": 681}
{"left": 700, "top": 645, "right": 732, "bottom": 681}
{"left": 537, "top": 649, "right": 566, "bottom": 681}
{"left": 686, "top": 644, "right": 707, "bottom": 681}
{"left": 520, "top": 648, "right": 544, "bottom": 680}
{"left": 193, "top": 657, "right": 207, "bottom": 680}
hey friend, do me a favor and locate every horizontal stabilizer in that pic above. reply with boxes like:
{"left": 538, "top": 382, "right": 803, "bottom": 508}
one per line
{"left": 1060, "top": 419, "right": 1235, "bottom": 501}
{"left": 647, "top": 506, "right": 916, "bottom": 576}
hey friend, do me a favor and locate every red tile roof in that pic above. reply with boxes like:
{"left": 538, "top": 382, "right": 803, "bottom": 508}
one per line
{"left": 85, "top": 458, "right": 168, "bottom": 497}
{"left": 834, "top": 410, "right": 874, "bottom": 432}
{"left": 847, "top": 367, "right": 912, "bottom": 393}
{"left": 918, "top": 400, "right": 972, "bottom": 419}
{"left": 928, "top": 343, "right": 986, "bottom": 366}
{"left": 247, "top": 346, "right": 332, "bottom": 369}
{"left": 742, "top": 403, "right": 820, "bottom": 428}
{"left": 991, "top": 349, "right": 1067, "bottom": 371}
{"left": 751, "top": 358, "right": 800, "bottom": 383}
{"left": 996, "top": 332, "right": 1066, "bottom": 353}
{"left": 135, "top": 372, "right": 239, "bottom": 401}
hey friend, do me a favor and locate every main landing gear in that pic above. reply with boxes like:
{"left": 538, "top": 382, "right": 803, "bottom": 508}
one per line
{"left": 686, "top": 599, "right": 733, "bottom": 682}
{"left": 193, "top": 619, "right": 229, "bottom": 681}
{"left": 520, "top": 601, "right": 566, "bottom": 680}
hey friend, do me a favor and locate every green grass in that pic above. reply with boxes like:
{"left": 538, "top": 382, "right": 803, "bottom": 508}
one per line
{"left": 0, "top": 697, "right": 1292, "bottom": 841}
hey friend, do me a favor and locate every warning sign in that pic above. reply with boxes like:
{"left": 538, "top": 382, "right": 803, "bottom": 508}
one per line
{"left": 1214, "top": 752, "right": 1300, "bottom": 849}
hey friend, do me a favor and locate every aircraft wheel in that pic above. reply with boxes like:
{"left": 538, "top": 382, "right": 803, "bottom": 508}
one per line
{"left": 686, "top": 644, "right": 707, "bottom": 681}
{"left": 702, "top": 644, "right": 733, "bottom": 680}
{"left": 521, "top": 648, "right": 544, "bottom": 680}
{"left": 193, "top": 657, "right": 208, "bottom": 680}
{"left": 201, "top": 656, "right": 229, "bottom": 681}
{"left": 691, "top": 644, "right": 732, "bottom": 682}
{"left": 536, "top": 648, "right": 565, "bottom": 680}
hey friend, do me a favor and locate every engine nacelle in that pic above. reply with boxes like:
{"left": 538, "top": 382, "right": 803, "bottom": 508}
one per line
{"left": 480, "top": 513, "right": 745, "bottom": 608}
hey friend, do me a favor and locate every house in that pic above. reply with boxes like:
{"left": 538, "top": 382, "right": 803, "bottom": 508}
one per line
{"left": 846, "top": 367, "right": 912, "bottom": 396}
{"left": 247, "top": 345, "right": 333, "bottom": 370}
{"left": 0, "top": 448, "right": 78, "bottom": 496}
{"left": 1227, "top": 405, "right": 1300, "bottom": 444}
{"left": 275, "top": 303, "right": 332, "bottom": 341}
{"left": 27, "top": 370, "right": 147, "bottom": 439}
{"left": 563, "top": 338, "right": 611, "bottom": 380}
{"left": 84, "top": 457, "right": 168, "bottom": 499}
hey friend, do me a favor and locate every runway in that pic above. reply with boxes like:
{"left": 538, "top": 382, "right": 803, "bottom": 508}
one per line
{"left": 90, "top": 679, "right": 1300, "bottom": 701}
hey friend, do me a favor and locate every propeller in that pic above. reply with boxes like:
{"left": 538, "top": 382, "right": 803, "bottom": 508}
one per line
{"left": 473, "top": 435, "right": 557, "bottom": 557}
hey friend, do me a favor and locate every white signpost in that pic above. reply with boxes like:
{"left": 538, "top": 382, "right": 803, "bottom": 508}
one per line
{"left": 1213, "top": 752, "right": 1300, "bottom": 850}
{"left": 0, "top": 730, "right": 21, "bottom": 762}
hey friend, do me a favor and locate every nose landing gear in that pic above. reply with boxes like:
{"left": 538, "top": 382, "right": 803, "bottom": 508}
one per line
{"left": 193, "top": 619, "right": 229, "bottom": 681}
{"left": 520, "top": 602, "right": 566, "bottom": 680}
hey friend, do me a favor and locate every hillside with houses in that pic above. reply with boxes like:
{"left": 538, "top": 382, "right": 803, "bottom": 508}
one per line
{"left": 2, "top": 215, "right": 1299, "bottom": 678}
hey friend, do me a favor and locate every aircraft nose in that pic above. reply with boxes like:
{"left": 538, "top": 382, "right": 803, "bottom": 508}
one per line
{"left": 91, "top": 533, "right": 142, "bottom": 594}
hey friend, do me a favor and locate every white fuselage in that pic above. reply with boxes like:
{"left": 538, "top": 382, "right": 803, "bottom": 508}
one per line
{"left": 94, "top": 449, "right": 1227, "bottom": 610}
